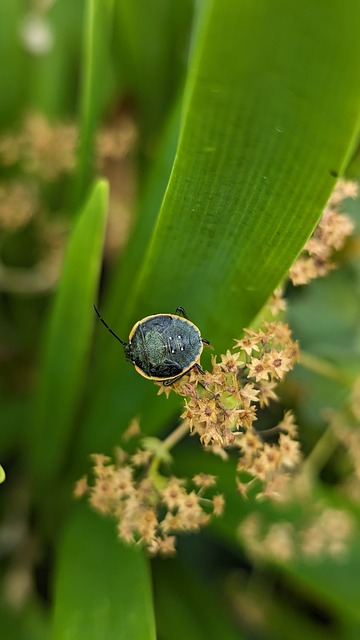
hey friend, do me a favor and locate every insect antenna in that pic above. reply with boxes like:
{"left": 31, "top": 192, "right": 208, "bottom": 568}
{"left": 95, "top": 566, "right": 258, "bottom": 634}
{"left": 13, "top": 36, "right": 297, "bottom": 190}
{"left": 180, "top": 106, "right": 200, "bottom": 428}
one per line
{"left": 93, "top": 304, "right": 127, "bottom": 346}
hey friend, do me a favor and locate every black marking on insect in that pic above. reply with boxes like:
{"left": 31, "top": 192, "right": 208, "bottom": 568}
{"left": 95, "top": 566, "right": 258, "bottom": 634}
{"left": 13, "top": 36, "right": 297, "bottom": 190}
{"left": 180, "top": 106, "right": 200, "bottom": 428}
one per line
{"left": 93, "top": 305, "right": 211, "bottom": 386}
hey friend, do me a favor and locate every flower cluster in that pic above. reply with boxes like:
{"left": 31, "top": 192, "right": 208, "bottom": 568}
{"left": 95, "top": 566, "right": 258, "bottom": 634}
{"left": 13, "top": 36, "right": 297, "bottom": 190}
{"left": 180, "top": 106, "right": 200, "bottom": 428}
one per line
{"left": 75, "top": 426, "right": 224, "bottom": 556}
{"left": 0, "top": 112, "right": 137, "bottom": 292}
{"left": 159, "top": 321, "right": 300, "bottom": 499}
{"left": 77, "top": 321, "right": 300, "bottom": 555}
{"left": 267, "top": 285, "right": 287, "bottom": 316}
{"left": 0, "top": 112, "right": 136, "bottom": 184}
{"left": 238, "top": 504, "right": 354, "bottom": 563}
{"left": 237, "top": 377, "right": 360, "bottom": 565}
{"left": 0, "top": 113, "right": 77, "bottom": 181}
{"left": 0, "top": 181, "right": 39, "bottom": 232}
{"left": 97, "top": 117, "right": 137, "bottom": 167}
{"left": 77, "top": 176, "right": 359, "bottom": 559}
{"left": 289, "top": 179, "right": 357, "bottom": 285}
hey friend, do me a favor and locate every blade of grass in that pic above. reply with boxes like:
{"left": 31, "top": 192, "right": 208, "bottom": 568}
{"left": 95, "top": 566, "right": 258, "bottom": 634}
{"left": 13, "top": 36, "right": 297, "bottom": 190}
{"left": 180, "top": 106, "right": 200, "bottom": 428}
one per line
{"left": 0, "top": 0, "right": 25, "bottom": 124}
{"left": 113, "top": 0, "right": 193, "bottom": 142}
{"left": 32, "top": 179, "right": 108, "bottom": 487}
{"left": 76, "top": 101, "right": 183, "bottom": 461}
{"left": 51, "top": 506, "right": 156, "bottom": 640}
{"left": 26, "top": 1, "right": 86, "bottom": 117}
{"left": 73, "top": 0, "right": 115, "bottom": 207}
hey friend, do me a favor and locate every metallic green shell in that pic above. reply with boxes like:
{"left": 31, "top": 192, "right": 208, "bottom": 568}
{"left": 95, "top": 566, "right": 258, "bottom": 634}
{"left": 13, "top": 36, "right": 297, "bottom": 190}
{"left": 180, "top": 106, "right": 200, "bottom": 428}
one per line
{"left": 125, "top": 314, "right": 202, "bottom": 380}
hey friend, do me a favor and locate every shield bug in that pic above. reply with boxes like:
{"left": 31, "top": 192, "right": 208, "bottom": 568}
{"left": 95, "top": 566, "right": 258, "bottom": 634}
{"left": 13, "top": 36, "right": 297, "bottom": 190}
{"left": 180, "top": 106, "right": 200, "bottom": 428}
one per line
{"left": 94, "top": 305, "right": 210, "bottom": 386}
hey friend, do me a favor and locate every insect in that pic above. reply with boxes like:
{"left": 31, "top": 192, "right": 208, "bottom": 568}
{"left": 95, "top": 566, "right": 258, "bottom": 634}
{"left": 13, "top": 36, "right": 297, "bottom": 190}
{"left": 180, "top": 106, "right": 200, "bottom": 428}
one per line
{"left": 94, "top": 305, "right": 210, "bottom": 386}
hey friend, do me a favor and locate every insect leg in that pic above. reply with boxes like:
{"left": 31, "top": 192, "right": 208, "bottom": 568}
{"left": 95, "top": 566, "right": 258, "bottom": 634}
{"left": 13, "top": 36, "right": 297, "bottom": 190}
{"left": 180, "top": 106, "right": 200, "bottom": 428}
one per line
{"left": 163, "top": 362, "right": 205, "bottom": 386}
{"left": 163, "top": 373, "right": 186, "bottom": 386}
{"left": 175, "top": 306, "right": 188, "bottom": 319}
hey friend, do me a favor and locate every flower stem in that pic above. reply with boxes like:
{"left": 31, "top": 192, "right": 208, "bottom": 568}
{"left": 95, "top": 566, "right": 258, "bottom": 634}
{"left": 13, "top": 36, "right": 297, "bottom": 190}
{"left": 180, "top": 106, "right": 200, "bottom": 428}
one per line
{"left": 149, "top": 421, "right": 190, "bottom": 483}
{"left": 299, "top": 351, "right": 353, "bottom": 385}
{"left": 302, "top": 425, "right": 338, "bottom": 477}
{"left": 163, "top": 421, "right": 190, "bottom": 450}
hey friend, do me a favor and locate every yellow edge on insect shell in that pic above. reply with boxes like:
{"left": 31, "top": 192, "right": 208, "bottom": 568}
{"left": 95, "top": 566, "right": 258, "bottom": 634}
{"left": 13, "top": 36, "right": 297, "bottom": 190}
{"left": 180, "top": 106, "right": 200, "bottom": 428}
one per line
{"left": 128, "top": 314, "right": 201, "bottom": 341}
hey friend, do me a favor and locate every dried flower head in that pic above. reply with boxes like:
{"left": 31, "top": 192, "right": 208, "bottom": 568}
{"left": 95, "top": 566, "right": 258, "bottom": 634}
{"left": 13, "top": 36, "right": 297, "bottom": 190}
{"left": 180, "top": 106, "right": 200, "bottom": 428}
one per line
{"left": 97, "top": 116, "right": 137, "bottom": 165}
{"left": 155, "top": 320, "right": 301, "bottom": 501}
{"left": 0, "top": 181, "right": 39, "bottom": 232}
{"left": 0, "top": 111, "right": 138, "bottom": 296}
{"left": 289, "top": 179, "right": 357, "bottom": 285}
{"left": 18, "top": 113, "right": 77, "bottom": 180}
{"left": 77, "top": 316, "right": 304, "bottom": 555}
{"left": 267, "top": 285, "right": 287, "bottom": 317}
{"left": 77, "top": 306, "right": 360, "bottom": 564}
{"left": 239, "top": 503, "right": 354, "bottom": 564}
{"left": 237, "top": 377, "right": 360, "bottom": 566}
{"left": 75, "top": 427, "right": 223, "bottom": 556}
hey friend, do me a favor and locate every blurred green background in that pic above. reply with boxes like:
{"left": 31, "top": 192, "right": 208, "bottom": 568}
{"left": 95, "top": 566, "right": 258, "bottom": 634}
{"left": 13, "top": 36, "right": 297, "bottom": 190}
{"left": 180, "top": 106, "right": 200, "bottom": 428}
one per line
{"left": 1, "top": 0, "right": 360, "bottom": 638}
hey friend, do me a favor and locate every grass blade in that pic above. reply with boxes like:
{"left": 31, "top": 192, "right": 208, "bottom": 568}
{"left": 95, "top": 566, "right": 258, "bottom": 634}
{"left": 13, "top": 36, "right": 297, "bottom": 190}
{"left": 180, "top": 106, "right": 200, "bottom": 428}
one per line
{"left": 52, "top": 506, "right": 156, "bottom": 640}
{"left": 32, "top": 179, "right": 108, "bottom": 485}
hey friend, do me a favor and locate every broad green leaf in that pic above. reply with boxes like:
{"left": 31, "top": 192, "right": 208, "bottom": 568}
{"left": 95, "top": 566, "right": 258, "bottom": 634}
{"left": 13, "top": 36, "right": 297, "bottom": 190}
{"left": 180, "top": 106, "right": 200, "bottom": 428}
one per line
{"left": 79, "top": 0, "right": 360, "bottom": 457}
{"left": 154, "top": 559, "right": 244, "bottom": 640}
{"left": 51, "top": 506, "right": 155, "bottom": 640}
{"left": 32, "top": 180, "right": 108, "bottom": 485}
{"left": 103, "top": 100, "right": 182, "bottom": 323}
{"left": 129, "top": 0, "right": 360, "bottom": 342}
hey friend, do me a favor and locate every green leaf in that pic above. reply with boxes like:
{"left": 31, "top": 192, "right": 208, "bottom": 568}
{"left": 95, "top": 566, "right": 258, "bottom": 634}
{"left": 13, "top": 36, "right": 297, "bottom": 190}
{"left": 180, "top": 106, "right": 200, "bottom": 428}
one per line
{"left": 79, "top": 0, "right": 360, "bottom": 457}
{"left": 154, "top": 559, "right": 244, "bottom": 640}
{"left": 287, "top": 266, "right": 360, "bottom": 425}
{"left": 26, "top": 0, "right": 86, "bottom": 117}
{"left": 0, "top": 599, "right": 49, "bottom": 640}
{"left": 76, "top": 103, "right": 182, "bottom": 458}
{"left": 129, "top": 0, "right": 360, "bottom": 343}
{"left": 0, "top": 0, "right": 25, "bottom": 124}
{"left": 51, "top": 506, "right": 156, "bottom": 640}
{"left": 32, "top": 180, "right": 108, "bottom": 485}
{"left": 113, "top": 0, "right": 193, "bottom": 140}
{"left": 73, "top": 0, "right": 115, "bottom": 206}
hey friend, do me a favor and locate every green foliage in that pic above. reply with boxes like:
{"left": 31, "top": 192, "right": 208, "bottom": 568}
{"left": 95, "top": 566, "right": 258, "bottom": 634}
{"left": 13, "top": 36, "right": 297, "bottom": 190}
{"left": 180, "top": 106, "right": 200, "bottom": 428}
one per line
{"left": 51, "top": 507, "right": 155, "bottom": 640}
{"left": 32, "top": 180, "right": 108, "bottom": 487}
{"left": 1, "top": 0, "right": 360, "bottom": 639}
